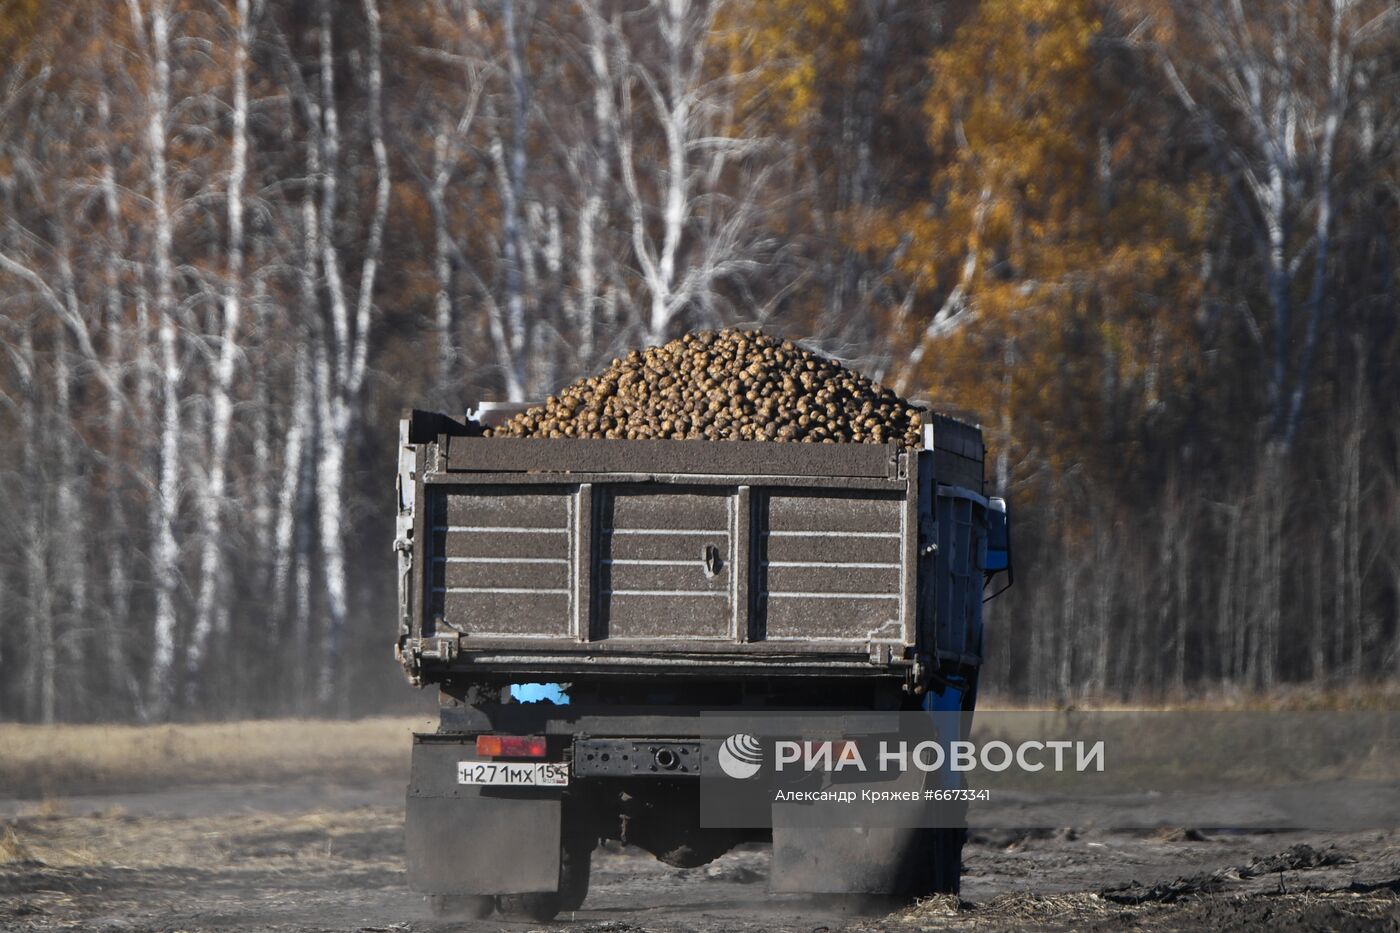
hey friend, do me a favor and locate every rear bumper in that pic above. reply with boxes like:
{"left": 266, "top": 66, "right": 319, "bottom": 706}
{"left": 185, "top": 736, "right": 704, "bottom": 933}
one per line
{"left": 407, "top": 636, "right": 922, "bottom": 685}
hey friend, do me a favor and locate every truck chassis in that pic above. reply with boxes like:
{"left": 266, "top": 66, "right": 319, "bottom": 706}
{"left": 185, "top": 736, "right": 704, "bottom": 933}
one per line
{"left": 395, "top": 407, "right": 1006, "bottom": 918}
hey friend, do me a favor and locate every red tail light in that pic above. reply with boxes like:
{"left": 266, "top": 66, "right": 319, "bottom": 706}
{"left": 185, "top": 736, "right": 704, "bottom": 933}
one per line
{"left": 833, "top": 740, "right": 860, "bottom": 760}
{"left": 476, "top": 734, "right": 547, "bottom": 758}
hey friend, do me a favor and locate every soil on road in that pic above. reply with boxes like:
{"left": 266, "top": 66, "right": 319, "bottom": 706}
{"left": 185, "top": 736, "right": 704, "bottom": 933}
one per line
{"left": 2, "top": 781, "right": 1398, "bottom": 932}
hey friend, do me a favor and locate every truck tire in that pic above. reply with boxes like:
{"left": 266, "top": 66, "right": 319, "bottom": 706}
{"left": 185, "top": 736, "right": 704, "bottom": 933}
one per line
{"left": 888, "top": 827, "right": 963, "bottom": 899}
{"left": 929, "top": 827, "right": 964, "bottom": 896}
{"left": 495, "top": 832, "right": 593, "bottom": 921}
{"left": 495, "top": 892, "right": 561, "bottom": 922}
{"left": 427, "top": 893, "right": 494, "bottom": 919}
{"left": 557, "top": 831, "right": 593, "bottom": 911}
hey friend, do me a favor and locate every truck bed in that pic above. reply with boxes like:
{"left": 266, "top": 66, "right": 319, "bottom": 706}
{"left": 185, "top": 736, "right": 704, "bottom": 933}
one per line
{"left": 395, "top": 409, "right": 986, "bottom": 687}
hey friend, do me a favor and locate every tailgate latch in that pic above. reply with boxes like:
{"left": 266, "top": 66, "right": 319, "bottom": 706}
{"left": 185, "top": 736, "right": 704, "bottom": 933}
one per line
{"left": 420, "top": 635, "right": 458, "bottom": 663}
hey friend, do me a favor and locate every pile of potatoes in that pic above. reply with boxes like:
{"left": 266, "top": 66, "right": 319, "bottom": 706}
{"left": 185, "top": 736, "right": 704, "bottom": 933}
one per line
{"left": 488, "top": 329, "right": 924, "bottom": 447}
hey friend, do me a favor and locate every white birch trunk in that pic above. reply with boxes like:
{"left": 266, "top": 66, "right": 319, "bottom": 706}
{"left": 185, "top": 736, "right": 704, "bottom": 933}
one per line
{"left": 574, "top": 6, "right": 614, "bottom": 364}
{"left": 314, "top": 0, "right": 347, "bottom": 707}
{"left": 499, "top": 0, "right": 531, "bottom": 396}
{"left": 422, "top": 60, "right": 490, "bottom": 396}
{"left": 652, "top": 0, "right": 689, "bottom": 342}
{"left": 576, "top": 191, "right": 600, "bottom": 365}
{"left": 250, "top": 278, "right": 273, "bottom": 563}
{"left": 50, "top": 226, "right": 94, "bottom": 717}
{"left": 292, "top": 93, "right": 321, "bottom": 709}
{"left": 431, "top": 133, "right": 456, "bottom": 395}
{"left": 483, "top": 121, "right": 528, "bottom": 401}
{"left": 314, "top": 343, "right": 346, "bottom": 706}
{"left": 615, "top": 0, "right": 773, "bottom": 345}
{"left": 353, "top": 0, "right": 389, "bottom": 397}
{"left": 189, "top": 0, "right": 251, "bottom": 678}
{"left": 311, "top": 0, "right": 390, "bottom": 707}
{"left": 272, "top": 347, "right": 310, "bottom": 632}
{"left": 250, "top": 277, "right": 275, "bottom": 634}
{"left": 135, "top": 0, "right": 184, "bottom": 718}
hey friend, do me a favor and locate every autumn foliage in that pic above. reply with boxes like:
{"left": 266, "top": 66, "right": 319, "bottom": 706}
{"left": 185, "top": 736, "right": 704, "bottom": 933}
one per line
{"left": 0, "top": 0, "right": 1396, "bottom": 720}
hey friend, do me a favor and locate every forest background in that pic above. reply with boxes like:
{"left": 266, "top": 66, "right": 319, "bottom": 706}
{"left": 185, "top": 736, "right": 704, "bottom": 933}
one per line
{"left": 0, "top": 0, "right": 1396, "bottom": 722}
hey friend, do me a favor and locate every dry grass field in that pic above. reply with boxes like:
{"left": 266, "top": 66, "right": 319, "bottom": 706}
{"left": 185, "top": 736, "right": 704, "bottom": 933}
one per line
{"left": 977, "top": 683, "right": 1400, "bottom": 712}
{"left": 0, "top": 716, "right": 433, "bottom": 799}
{"left": 3, "top": 685, "right": 1396, "bottom": 798}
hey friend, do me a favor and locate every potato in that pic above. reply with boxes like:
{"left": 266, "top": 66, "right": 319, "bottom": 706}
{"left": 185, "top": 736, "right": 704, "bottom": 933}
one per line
{"left": 487, "top": 329, "right": 923, "bottom": 448}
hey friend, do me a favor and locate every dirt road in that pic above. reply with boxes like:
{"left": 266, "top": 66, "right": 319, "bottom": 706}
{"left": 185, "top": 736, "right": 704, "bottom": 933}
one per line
{"left": 2, "top": 781, "right": 1398, "bottom": 932}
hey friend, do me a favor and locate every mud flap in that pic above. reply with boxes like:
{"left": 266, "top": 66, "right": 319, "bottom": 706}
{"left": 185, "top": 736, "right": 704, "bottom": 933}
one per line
{"left": 406, "top": 738, "right": 561, "bottom": 895}
{"left": 770, "top": 825, "right": 935, "bottom": 894}
{"left": 769, "top": 756, "right": 955, "bottom": 895}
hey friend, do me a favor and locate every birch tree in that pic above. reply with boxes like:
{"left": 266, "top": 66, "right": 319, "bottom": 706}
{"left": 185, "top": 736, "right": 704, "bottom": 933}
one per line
{"left": 568, "top": 0, "right": 622, "bottom": 367}
{"left": 1151, "top": 0, "right": 1389, "bottom": 447}
{"left": 188, "top": 0, "right": 253, "bottom": 681}
{"left": 495, "top": 0, "right": 531, "bottom": 397}
{"left": 124, "top": 0, "right": 185, "bottom": 718}
{"left": 612, "top": 0, "right": 779, "bottom": 344}
{"left": 406, "top": 2, "right": 489, "bottom": 400}
{"left": 309, "top": 0, "right": 390, "bottom": 705}
{"left": 0, "top": 0, "right": 1396, "bottom": 719}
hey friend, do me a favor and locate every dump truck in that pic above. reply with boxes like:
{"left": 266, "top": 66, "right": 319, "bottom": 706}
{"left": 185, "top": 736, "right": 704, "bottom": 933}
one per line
{"left": 394, "top": 404, "right": 1011, "bottom": 920}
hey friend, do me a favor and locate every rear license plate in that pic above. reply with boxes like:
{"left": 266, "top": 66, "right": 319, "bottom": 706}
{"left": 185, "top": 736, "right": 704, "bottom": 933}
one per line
{"left": 457, "top": 761, "right": 569, "bottom": 786}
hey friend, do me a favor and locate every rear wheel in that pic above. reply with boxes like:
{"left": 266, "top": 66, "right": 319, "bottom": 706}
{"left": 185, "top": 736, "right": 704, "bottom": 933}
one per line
{"left": 495, "top": 828, "right": 594, "bottom": 921}
{"left": 427, "top": 893, "right": 494, "bottom": 919}
{"left": 943, "top": 827, "right": 965, "bottom": 893}
{"left": 495, "top": 892, "right": 561, "bottom": 922}
{"left": 923, "top": 827, "right": 964, "bottom": 896}
{"left": 557, "top": 829, "right": 594, "bottom": 911}
{"left": 884, "top": 827, "right": 963, "bottom": 899}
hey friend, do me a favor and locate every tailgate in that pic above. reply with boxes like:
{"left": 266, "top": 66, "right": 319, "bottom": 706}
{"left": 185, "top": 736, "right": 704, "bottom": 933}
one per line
{"left": 399, "top": 430, "right": 920, "bottom": 680}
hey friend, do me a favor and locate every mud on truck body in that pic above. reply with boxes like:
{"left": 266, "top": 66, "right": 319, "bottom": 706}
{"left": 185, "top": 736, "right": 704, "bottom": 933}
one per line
{"left": 394, "top": 405, "right": 1012, "bottom": 920}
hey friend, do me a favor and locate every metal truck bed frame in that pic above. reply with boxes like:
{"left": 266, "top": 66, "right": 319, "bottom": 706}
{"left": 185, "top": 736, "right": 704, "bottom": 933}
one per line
{"left": 396, "top": 408, "right": 987, "bottom": 690}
